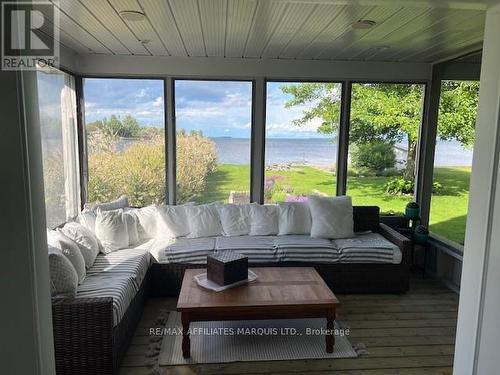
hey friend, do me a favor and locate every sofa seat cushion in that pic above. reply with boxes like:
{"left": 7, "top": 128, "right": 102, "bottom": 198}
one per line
{"left": 150, "top": 237, "right": 216, "bottom": 264}
{"left": 275, "top": 235, "right": 339, "bottom": 263}
{"left": 86, "top": 241, "right": 153, "bottom": 289}
{"left": 333, "top": 232, "right": 402, "bottom": 264}
{"left": 215, "top": 236, "right": 278, "bottom": 263}
{"left": 76, "top": 274, "right": 137, "bottom": 326}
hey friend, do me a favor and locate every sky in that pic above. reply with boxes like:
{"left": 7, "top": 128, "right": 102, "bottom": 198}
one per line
{"left": 83, "top": 78, "right": 335, "bottom": 139}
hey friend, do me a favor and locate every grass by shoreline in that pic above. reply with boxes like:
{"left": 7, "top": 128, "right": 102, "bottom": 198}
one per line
{"left": 204, "top": 164, "right": 471, "bottom": 245}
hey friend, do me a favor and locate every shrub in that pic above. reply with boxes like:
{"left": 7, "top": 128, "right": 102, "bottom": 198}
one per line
{"left": 385, "top": 177, "right": 414, "bottom": 195}
{"left": 351, "top": 141, "right": 396, "bottom": 175}
{"left": 176, "top": 132, "right": 217, "bottom": 203}
{"left": 385, "top": 178, "right": 443, "bottom": 196}
{"left": 88, "top": 135, "right": 166, "bottom": 206}
{"left": 87, "top": 130, "right": 218, "bottom": 206}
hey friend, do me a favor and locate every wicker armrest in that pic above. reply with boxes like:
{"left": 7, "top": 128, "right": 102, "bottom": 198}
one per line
{"left": 52, "top": 296, "right": 113, "bottom": 306}
{"left": 52, "top": 297, "right": 115, "bottom": 374}
{"left": 378, "top": 223, "right": 412, "bottom": 265}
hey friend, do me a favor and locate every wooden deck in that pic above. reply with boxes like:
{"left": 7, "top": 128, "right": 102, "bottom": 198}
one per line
{"left": 120, "top": 275, "right": 458, "bottom": 375}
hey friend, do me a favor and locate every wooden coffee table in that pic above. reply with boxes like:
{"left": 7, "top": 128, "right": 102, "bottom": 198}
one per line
{"left": 177, "top": 267, "right": 339, "bottom": 358}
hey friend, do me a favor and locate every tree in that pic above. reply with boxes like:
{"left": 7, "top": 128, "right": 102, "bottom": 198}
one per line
{"left": 281, "top": 81, "right": 479, "bottom": 179}
{"left": 86, "top": 114, "right": 142, "bottom": 138}
{"left": 438, "top": 81, "right": 479, "bottom": 148}
{"left": 121, "top": 114, "right": 140, "bottom": 138}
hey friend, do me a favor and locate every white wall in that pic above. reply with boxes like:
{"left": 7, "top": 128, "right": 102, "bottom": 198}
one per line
{"left": 75, "top": 54, "right": 431, "bottom": 82}
{"left": 0, "top": 70, "right": 55, "bottom": 374}
{"left": 454, "top": 2, "right": 500, "bottom": 374}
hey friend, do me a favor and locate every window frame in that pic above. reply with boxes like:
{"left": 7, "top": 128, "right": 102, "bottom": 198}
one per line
{"left": 80, "top": 75, "right": 168, "bottom": 206}
{"left": 427, "top": 78, "right": 479, "bottom": 249}
{"left": 263, "top": 79, "right": 344, "bottom": 201}
{"left": 345, "top": 80, "right": 428, "bottom": 209}
{"left": 171, "top": 77, "right": 256, "bottom": 204}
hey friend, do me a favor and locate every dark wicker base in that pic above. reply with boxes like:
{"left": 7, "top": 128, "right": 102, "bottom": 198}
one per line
{"left": 52, "top": 271, "right": 150, "bottom": 375}
{"left": 151, "top": 261, "right": 409, "bottom": 297}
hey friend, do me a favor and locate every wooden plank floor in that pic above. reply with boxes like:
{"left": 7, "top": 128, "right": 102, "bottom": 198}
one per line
{"left": 120, "top": 275, "right": 459, "bottom": 375}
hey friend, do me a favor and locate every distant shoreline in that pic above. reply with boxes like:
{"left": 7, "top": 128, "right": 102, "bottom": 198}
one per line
{"left": 115, "top": 137, "right": 474, "bottom": 168}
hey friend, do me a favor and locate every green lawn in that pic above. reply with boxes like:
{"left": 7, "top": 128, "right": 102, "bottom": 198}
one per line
{"left": 203, "top": 164, "right": 471, "bottom": 245}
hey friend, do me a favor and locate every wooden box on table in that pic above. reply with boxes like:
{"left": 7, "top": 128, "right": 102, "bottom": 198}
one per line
{"left": 207, "top": 251, "right": 248, "bottom": 286}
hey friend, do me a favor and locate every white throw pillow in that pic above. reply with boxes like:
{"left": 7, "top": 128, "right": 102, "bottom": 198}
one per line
{"left": 218, "top": 203, "right": 254, "bottom": 236}
{"left": 85, "top": 195, "right": 129, "bottom": 213}
{"left": 185, "top": 203, "right": 222, "bottom": 238}
{"left": 133, "top": 205, "right": 159, "bottom": 240}
{"left": 48, "top": 245, "right": 78, "bottom": 298}
{"left": 123, "top": 211, "right": 139, "bottom": 245}
{"left": 77, "top": 208, "right": 96, "bottom": 233}
{"left": 47, "top": 230, "right": 86, "bottom": 284}
{"left": 249, "top": 204, "right": 279, "bottom": 236}
{"left": 278, "top": 202, "right": 312, "bottom": 235}
{"left": 157, "top": 204, "right": 191, "bottom": 238}
{"left": 95, "top": 209, "right": 129, "bottom": 253}
{"left": 59, "top": 222, "right": 100, "bottom": 269}
{"left": 307, "top": 195, "right": 354, "bottom": 239}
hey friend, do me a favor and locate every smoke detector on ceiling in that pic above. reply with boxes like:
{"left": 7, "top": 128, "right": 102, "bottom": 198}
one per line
{"left": 119, "top": 10, "right": 146, "bottom": 22}
{"left": 352, "top": 20, "right": 377, "bottom": 29}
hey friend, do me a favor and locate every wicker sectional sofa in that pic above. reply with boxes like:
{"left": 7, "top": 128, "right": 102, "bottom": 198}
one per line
{"left": 51, "top": 205, "right": 411, "bottom": 374}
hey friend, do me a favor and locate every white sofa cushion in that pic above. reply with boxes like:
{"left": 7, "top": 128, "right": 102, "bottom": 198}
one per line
{"left": 76, "top": 274, "right": 137, "bottom": 326}
{"left": 157, "top": 204, "right": 191, "bottom": 238}
{"left": 87, "top": 246, "right": 151, "bottom": 289}
{"left": 333, "top": 232, "right": 402, "bottom": 264}
{"left": 85, "top": 195, "right": 129, "bottom": 212}
{"left": 218, "top": 203, "right": 253, "bottom": 236}
{"left": 48, "top": 245, "right": 78, "bottom": 298}
{"left": 59, "top": 222, "right": 100, "bottom": 268}
{"left": 95, "top": 209, "right": 129, "bottom": 253}
{"left": 123, "top": 211, "right": 139, "bottom": 245}
{"left": 274, "top": 235, "right": 339, "bottom": 263}
{"left": 307, "top": 195, "right": 354, "bottom": 239}
{"left": 185, "top": 203, "right": 222, "bottom": 238}
{"left": 215, "top": 236, "right": 278, "bottom": 263}
{"left": 77, "top": 208, "right": 97, "bottom": 233}
{"left": 278, "top": 202, "right": 312, "bottom": 235}
{"left": 132, "top": 205, "right": 160, "bottom": 240}
{"left": 151, "top": 237, "right": 216, "bottom": 264}
{"left": 249, "top": 204, "right": 279, "bottom": 236}
{"left": 47, "top": 230, "right": 86, "bottom": 284}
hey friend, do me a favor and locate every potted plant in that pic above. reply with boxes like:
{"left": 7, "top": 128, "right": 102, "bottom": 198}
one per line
{"left": 405, "top": 201, "right": 420, "bottom": 219}
{"left": 414, "top": 225, "right": 429, "bottom": 245}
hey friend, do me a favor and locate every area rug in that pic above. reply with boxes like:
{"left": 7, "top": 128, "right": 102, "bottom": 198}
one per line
{"left": 157, "top": 312, "right": 361, "bottom": 366}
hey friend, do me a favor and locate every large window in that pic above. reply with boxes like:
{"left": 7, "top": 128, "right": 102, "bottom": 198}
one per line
{"left": 264, "top": 82, "right": 341, "bottom": 203}
{"left": 429, "top": 80, "right": 479, "bottom": 246}
{"left": 84, "top": 78, "right": 165, "bottom": 206}
{"left": 346, "top": 83, "right": 425, "bottom": 213}
{"left": 37, "top": 67, "right": 80, "bottom": 228}
{"left": 174, "top": 80, "right": 252, "bottom": 204}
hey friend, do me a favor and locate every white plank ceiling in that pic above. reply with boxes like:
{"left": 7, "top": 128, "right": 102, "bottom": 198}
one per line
{"left": 38, "top": 0, "right": 490, "bottom": 63}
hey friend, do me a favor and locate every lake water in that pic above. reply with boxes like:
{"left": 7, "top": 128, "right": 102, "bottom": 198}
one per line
{"left": 117, "top": 137, "right": 473, "bottom": 167}
{"left": 210, "top": 138, "right": 473, "bottom": 167}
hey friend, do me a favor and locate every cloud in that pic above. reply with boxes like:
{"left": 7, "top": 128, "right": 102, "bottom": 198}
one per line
{"left": 84, "top": 78, "right": 164, "bottom": 126}
{"left": 152, "top": 96, "right": 163, "bottom": 107}
{"left": 82, "top": 79, "right": 331, "bottom": 137}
